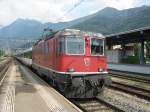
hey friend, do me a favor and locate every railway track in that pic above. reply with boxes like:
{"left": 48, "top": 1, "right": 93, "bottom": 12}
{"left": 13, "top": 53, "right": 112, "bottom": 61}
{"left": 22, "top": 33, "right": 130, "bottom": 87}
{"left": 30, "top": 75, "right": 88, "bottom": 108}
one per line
{"left": 72, "top": 97, "right": 124, "bottom": 112}
{"left": 17, "top": 59, "right": 150, "bottom": 111}
{"left": 109, "top": 70, "right": 150, "bottom": 101}
{"left": 109, "top": 70, "right": 150, "bottom": 83}
{"left": 0, "top": 59, "right": 11, "bottom": 86}
{"left": 110, "top": 81, "right": 150, "bottom": 101}
{"left": 18, "top": 59, "right": 125, "bottom": 112}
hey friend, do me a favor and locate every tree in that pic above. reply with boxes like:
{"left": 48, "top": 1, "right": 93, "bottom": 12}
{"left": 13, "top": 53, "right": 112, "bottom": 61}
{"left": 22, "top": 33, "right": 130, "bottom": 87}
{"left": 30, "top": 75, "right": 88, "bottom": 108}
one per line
{"left": 145, "top": 42, "right": 150, "bottom": 61}
{"left": 133, "top": 43, "right": 139, "bottom": 56}
{"left": 0, "top": 50, "right": 3, "bottom": 57}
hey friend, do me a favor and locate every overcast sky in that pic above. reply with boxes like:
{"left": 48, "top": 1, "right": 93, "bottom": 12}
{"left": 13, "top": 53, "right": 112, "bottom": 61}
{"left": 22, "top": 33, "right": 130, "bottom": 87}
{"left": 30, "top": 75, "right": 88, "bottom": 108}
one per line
{"left": 0, "top": 0, "right": 150, "bottom": 26}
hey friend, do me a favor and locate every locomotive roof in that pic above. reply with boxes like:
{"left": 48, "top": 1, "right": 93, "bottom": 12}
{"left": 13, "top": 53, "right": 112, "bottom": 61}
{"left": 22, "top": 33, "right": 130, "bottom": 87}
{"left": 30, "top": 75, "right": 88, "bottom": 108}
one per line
{"left": 34, "top": 29, "right": 105, "bottom": 45}
{"left": 58, "top": 29, "right": 105, "bottom": 38}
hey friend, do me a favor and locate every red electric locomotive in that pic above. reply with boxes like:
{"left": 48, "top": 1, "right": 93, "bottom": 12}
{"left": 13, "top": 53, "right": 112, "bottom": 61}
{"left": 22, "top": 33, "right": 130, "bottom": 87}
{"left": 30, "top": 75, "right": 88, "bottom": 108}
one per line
{"left": 32, "top": 29, "right": 111, "bottom": 98}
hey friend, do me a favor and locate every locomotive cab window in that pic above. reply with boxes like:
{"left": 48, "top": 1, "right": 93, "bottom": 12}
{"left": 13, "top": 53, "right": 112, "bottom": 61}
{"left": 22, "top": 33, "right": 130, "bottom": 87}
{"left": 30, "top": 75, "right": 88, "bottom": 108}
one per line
{"left": 66, "top": 36, "right": 84, "bottom": 55}
{"left": 91, "top": 38, "right": 104, "bottom": 55}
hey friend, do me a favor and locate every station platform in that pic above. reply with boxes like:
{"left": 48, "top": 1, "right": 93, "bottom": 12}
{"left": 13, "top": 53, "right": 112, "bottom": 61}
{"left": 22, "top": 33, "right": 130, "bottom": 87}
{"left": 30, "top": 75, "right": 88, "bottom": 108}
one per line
{"left": 0, "top": 61, "right": 81, "bottom": 112}
{"left": 108, "top": 63, "right": 150, "bottom": 75}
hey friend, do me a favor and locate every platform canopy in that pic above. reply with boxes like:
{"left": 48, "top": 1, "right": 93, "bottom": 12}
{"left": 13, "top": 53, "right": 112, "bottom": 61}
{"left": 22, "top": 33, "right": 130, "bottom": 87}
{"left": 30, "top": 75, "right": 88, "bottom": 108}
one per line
{"left": 106, "top": 26, "right": 150, "bottom": 45}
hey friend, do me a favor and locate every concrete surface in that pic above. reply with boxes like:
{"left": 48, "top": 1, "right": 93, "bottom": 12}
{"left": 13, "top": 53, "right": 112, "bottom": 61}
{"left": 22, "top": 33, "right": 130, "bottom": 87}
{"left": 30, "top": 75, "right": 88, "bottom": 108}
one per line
{"left": 0, "top": 61, "right": 81, "bottom": 112}
{"left": 108, "top": 63, "right": 150, "bottom": 75}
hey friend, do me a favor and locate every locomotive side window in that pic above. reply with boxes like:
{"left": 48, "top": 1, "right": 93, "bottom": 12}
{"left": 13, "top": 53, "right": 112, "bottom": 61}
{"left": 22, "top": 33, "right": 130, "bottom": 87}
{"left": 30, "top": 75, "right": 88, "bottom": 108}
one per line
{"left": 59, "top": 37, "right": 65, "bottom": 53}
{"left": 91, "top": 38, "right": 104, "bottom": 55}
{"left": 44, "top": 42, "right": 49, "bottom": 54}
{"left": 66, "top": 37, "right": 84, "bottom": 55}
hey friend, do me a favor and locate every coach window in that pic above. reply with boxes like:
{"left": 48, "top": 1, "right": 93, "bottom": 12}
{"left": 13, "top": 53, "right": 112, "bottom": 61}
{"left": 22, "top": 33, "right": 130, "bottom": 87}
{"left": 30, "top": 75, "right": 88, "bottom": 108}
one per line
{"left": 66, "top": 36, "right": 84, "bottom": 55}
{"left": 59, "top": 37, "right": 65, "bottom": 54}
{"left": 91, "top": 38, "right": 104, "bottom": 55}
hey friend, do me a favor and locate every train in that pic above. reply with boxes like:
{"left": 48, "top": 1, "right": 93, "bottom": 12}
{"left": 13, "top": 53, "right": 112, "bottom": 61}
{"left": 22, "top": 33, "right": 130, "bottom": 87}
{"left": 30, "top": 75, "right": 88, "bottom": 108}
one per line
{"left": 30, "top": 29, "right": 111, "bottom": 98}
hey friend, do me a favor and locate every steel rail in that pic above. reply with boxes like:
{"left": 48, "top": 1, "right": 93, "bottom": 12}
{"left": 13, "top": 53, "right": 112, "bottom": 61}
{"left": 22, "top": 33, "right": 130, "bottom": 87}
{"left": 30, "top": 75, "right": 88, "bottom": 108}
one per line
{"left": 109, "top": 70, "right": 150, "bottom": 83}
{"left": 72, "top": 98, "right": 125, "bottom": 112}
{"left": 110, "top": 81, "right": 150, "bottom": 101}
{"left": 0, "top": 63, "right": 10, "bottom": 86}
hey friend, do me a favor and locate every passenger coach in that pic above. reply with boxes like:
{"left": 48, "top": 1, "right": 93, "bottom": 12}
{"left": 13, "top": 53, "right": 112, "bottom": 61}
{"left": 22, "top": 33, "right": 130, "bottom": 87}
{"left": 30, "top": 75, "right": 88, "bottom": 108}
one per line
{"left": 32, "top": 29, "right": 111, "bottom": 98}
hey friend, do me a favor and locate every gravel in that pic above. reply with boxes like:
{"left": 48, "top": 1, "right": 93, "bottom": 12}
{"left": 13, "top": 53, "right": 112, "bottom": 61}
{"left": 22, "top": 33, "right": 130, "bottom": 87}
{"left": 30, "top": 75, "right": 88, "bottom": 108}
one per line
{"left": 98, "top": 88, "right": 150, "bottom": 112}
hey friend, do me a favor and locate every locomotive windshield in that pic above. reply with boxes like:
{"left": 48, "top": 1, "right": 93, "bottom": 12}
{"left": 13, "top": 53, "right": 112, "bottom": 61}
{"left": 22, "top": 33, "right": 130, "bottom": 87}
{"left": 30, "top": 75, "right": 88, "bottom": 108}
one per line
{"left": 66, "top": 36, "right": 85, "bottom": 54}
{"left": 91, "top": 38, "right": 104, "bottom": 55}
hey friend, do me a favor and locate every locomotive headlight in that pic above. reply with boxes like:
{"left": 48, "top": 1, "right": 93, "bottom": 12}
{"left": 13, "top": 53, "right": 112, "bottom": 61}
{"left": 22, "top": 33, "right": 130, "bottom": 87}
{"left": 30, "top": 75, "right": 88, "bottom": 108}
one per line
{"left": 68, "top": 68, "right": 75, "bottom": 72}
{"left": 98, "top": 67, "right": 103, "bottom": 72}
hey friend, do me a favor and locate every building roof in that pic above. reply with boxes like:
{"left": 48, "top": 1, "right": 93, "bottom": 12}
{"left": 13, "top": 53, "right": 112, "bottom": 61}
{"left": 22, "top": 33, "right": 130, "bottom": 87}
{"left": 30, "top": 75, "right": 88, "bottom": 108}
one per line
{"left": 106, "top": 26, "right": 150, "bottom": 45}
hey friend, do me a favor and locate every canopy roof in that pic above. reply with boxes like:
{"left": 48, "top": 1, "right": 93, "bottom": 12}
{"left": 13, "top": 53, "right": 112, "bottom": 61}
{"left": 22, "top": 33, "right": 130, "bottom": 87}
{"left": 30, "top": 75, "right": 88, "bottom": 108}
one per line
{"left": 106, "top": 26, "right": 150, "bottom": 45}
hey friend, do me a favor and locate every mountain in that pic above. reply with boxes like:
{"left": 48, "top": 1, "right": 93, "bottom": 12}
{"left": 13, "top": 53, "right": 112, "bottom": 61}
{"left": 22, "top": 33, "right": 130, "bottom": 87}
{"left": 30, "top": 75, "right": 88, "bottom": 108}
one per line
{"left": 44, "top": 14, "right": 93, "bottom": 30}
{"left": 0, "top": 19, "right": 44, "bottom": 38}
{"left": 71, "top": 6, "right": 150, "bottom": 34}
{"left": 0, "top": 14, "right": 93, "bottom": 39}
{"left": 0, "top": 25, "right": 3, "bottom": 29}
{"left": 1, "top": 5, "right": 150, "bottom": 39}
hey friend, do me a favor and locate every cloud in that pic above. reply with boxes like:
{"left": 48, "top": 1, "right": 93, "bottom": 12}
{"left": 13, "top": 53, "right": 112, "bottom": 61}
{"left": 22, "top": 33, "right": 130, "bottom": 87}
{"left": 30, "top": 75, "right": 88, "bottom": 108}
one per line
{"left": 105, "top": 0, "right": 134, "bottom": 10}
{"left": 133, "top": 0, "right": 150, "bottom": 7}
{"left": 0, "top": 0, "right": 149, "bottom": 26}
{"left": 63, "top": 0, "right": 134, "bottom": 20}
{"left": 0, "top": 0, "right": 78, "bottom": 25}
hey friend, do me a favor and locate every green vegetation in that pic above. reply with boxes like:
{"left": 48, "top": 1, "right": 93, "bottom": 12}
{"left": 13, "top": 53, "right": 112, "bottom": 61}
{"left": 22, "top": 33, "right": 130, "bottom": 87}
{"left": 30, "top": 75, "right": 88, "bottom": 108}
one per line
{"left": 1, "top": 6, "right": 150, "bottom": 63}
{"left": 22, "top": 51, "right": 32, "bottom": 59}
{"left": 121, "top": 43, "right": 142, "bottom": 64}
{"left": 0, "top": 50, "right": 4, "bottom": 57}
{"left": 133, "top": 43, "right": 140, "bottom": 57}
{"left": 122, "top": 42, "right": 150, "bottom": 64}
{"left": 24, "top": 51, "right": 32, "bottom": 59}
{"left": 71, "top": 6, "right": 150, "bottom": 63}
{"left": 146, "top": 42, "right": 150, "bottom": 61}
{"left": 122, "top": 56, "right": 140, "bottom": 64}
{"left": 1, "top": 6, "right": 150, "bottom": 39}
{"left": 71, "top": 6, "right": 150, "bottom": 35}
{"left": 121, "top": 44, "right": 140, "bottom": 64}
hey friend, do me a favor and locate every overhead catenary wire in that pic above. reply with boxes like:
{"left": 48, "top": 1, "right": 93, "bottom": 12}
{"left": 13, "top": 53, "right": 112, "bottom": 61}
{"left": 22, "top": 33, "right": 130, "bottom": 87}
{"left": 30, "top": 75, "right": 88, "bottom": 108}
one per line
{"left": 40, "top": 0, "right": 86, "bottom": 43}
{"left": 43, "top": 0, "right": 86, "bottom": 38}
{"left": 1, "top": 0, "right": 86, "bottom": 55}
{"left": 56, "top": 0, "right": 86, "bottom": 22}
